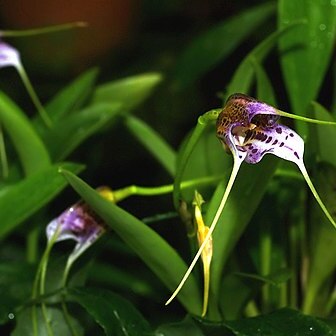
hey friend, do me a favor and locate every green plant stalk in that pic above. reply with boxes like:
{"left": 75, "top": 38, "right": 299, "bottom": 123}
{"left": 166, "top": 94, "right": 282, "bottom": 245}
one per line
{"left": 113, "top": 174, "right": 225, "bottom": 202}
{"left": 260, "top": 220, "right": 272, "bottom": 311}
{"left": 0, "top": 123, "right": 8, "bottom": 178}
{"left": 17, "top": 66, "right": 52, "bottom": 127}
{"left": 289, "top": 219, "right": 298, "bottom": 308}
{"left": 31, "top": 228, "right": 59, "bottom": 336}
{"left": 0, "top": 22, "right": 87, "bottom": 37}
{"left": 173, "top": 109, "right": 221, "bottom": 209}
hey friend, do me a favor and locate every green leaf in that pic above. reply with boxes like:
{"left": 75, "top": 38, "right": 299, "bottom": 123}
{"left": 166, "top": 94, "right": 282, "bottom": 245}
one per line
{"left": 279, "top": 0, "right": 336, "bottom": 115}
{"left": 0, "top": 91, "right": 50, "bottom": 175}
{"left": 61, "top": 170, "right": 202, "bottom": 315}
{"left": 227, "top": 21, "right": 303, "bottom": 95}
{"left": 93, "top": 72, "right": 162, "bottom": 111}
{"left": 42, "top": 103, "right": 121, "bottom": 161}
{"left": 0, "top": 162, "right": 84, "bottom": 239}
{"left": 253, "top": 60, "right": 277, "bottom": 105}
{"left": 124, "top": 115, "right": 176, "bottom": 176}
{"left": 224, "top": 308, "right": 336, "bottom": 336}
{"left": 173, "top": 2, "right": 276, "bottom": 89}
{"left": 45, "top": 67, "right": 99, "bottom": 122}
{"left": 12, "top": 307, "right": 83, "bottom": 336}
{"left": 68, "top": 287, "right": 151, "bottom": 336}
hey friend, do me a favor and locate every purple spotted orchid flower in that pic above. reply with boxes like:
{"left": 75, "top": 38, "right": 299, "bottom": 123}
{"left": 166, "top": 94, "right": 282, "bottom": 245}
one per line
{"left": 46, "top": 200, "right": 106, "bottom": 264}
{"left": 166, "top": 93, "right": 336, "bottom": 307}
{"left": 216, "top": 93, "right": 304, "bottom": 166}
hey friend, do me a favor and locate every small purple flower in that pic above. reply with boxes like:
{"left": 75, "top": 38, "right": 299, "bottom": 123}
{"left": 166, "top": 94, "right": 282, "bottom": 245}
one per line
{"left": 216, "top": 93, "right": 304, "bottom": 165}
{"left": 46, "top": 201, "right": 106, "bottom": 263}
{"left": 0, "top": 41, "right": 20, "bottom": 69}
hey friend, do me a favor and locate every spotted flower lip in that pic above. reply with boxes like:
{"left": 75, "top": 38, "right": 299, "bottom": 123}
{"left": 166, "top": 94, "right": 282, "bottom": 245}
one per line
{"left": 216, "top": 93, "right": 304, "bottom": 165}
{"left": 46, "top": 201, "right": 106, "bottom": 262}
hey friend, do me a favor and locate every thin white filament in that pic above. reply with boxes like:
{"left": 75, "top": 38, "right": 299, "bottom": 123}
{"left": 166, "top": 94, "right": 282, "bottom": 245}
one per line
{"left": 165, "top": 153, "right": 244, "bottom": 305}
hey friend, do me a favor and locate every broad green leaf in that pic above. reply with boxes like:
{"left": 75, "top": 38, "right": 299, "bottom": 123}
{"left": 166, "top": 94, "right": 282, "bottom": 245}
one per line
{"left": 0, "top": 91, "right": 50, "bottom": 175}
{"left": 279, "top": 0, "right": 336, "bottom": 115}
{"left": 0, "top": 162, "right": 83, "bottom": 239}
{"left": 68, "top": 287, "right": 151, "bottom": 336}
{"left": 227, "top": 22, "right": 302, "bottom": 96}
{"left": 156, "top": 315, "right": 207, "bottom": 336}
{"left": 124, "top": 115, "right": 176, "bottom": 176}
{"left": 303, "top": 163, "right": 336, "bottom": 315}
{"left": 12, "top": 307, "right": 83, "bottom": 336}
{"left": 173, "top": 2, "right": 276, "bottom": 89}
{"left": 207, "top": 156, "right": 279, "bottom": 310}
{"left": 93, "top": 72, "right": 162, "bottom": 111}
{"left": 45, "top": 67, "right": 99, "bottom": 122}
{"left": 61, "top": 170, "right": 202, "bottom": 315}
{"left": 158, "top": 308, "right": 336, "bottom": 335}
{"left": 224, "top": 308, "right": 335, "bottom": 335}
{"left": 42, "top": 103, "right": 121, "bottom": 161}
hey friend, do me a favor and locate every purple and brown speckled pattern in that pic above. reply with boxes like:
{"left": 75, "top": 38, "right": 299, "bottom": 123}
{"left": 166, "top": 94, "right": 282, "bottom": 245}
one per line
{"left": 216, "top": 93, "right": 278, "bottom": 138}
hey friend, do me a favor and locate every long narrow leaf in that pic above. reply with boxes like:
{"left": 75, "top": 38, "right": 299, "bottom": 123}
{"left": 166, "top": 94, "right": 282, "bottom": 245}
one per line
{"left": 124, "top": 115, "right": 176, "bottom": 176}
{"left": 42, "top": 103, "right": 121, "bottom": 161}
{"left": 279, "top": 0, "right": 336, "bottom": 116}
{"left": 173, "top": 2, "right": 276, "bottom": 89}
{"left": 0, "top": 91, "right": 50, "bottom": 175}
{"left": 93, "top": 72, "right": 162, "bottom": 111}
{"left": 61, "top": 170, "right": 202, "bottom": 315}
{"left": 0, "top": 162, "right": 84, "bottom": 239}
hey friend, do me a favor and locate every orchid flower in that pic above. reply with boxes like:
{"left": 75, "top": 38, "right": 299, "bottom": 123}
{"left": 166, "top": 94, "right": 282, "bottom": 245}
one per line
{"left": 0, "top": 40, "right": 52, "bottom": 127}
{"left": 166, "top": 93, "right": 336, "bottom": 306}
{"left": 46, "top": 200, "right": 106, "bottom": 267}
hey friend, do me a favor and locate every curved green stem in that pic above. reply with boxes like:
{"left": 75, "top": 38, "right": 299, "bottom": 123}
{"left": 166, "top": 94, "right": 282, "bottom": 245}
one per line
{"left": 166, "top": 153, "right": 244, "bottom": 305}
{"left": 0, "top": 123, "right": 8, "bottom": 178}
{"left": 17, "top": 66, "right": 52, "bottom": 127}
{"left": 173, "top": 109, "right": 221, "bottom": 209}
{"left": 113, "top": 174, "right": 225, "bottom": 202}
{"left": 31, "top": 228, "right": 60, "bottom": 336}
{"left": 276, "top": 109, "right": 336, "bottom": 126}
{"left": 1, "top": 22, "right": 87, "bottom": 37}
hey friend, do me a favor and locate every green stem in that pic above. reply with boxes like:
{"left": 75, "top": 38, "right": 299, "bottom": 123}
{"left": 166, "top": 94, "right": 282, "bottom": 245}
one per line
{"left": 113, "top": 174, "right": 225, "bottom": 202}
{"left": 260, "top": 220, "right": 271, "bottom": 311}
{"left": 31, "top": 229, "right": 59, "bottom": 336}
{"left": 1, "top": 22, "right": 87, "bottom": 37}
{"left": 277, "top": 109, "right": 336, "bottom": 126}
{"left": 0, "top": 123, "right": 8, "bottom": 179}
{"left": 17, "top": 65, "right": 52, "bottom": 127}
{"left": 173, "top": 109, "right": 221, "bottom": 209}
{"left": 166, "top": 153, "right": 244, "bottom": 305}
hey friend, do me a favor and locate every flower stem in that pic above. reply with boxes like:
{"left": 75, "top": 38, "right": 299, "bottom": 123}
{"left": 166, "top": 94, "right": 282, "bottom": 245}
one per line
{"left": 17, "top": 66, "right": 52, "bottom": 127}
{"left": 0, "top": 123, "right": 8, "bottom": 179}
{"left": 113, "top": 174, "right": 224, "bottom": 202}
{"left": 1, "top": 22, "right": 87, "bottom": 37}
{"left": 166, "top": 154, "right": 244, "bottom": 305}
{"left": 276, "top": 109, "right": 336, "bottom": 126}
